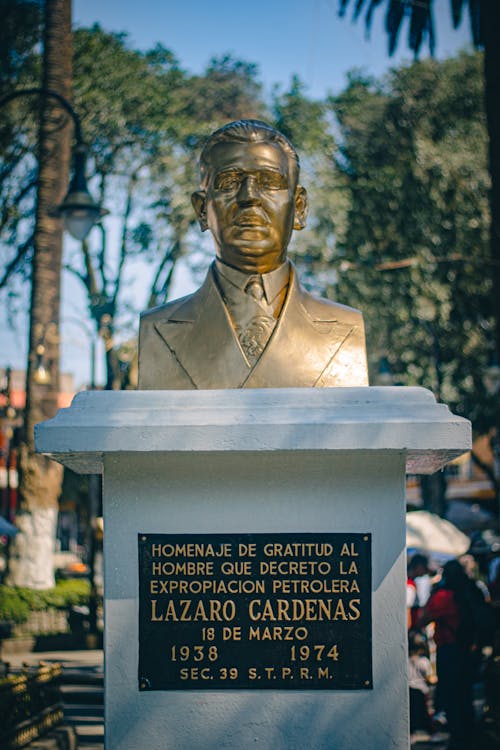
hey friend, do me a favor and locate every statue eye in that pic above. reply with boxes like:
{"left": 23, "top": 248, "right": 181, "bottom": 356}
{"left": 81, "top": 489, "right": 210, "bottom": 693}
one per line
{"left": 258, "top": 172, "right": 287, "bottom": 190}
{"left": 214, "top": 172, "right": 242, "bottom": 191}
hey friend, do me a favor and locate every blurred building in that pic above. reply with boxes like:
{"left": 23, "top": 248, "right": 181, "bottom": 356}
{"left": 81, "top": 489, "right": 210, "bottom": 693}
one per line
{"left": 0, "top": 367, "right": 76, "bottom": 521}
{"left": 406, "top": 437, "right": 497, "bottom": 533}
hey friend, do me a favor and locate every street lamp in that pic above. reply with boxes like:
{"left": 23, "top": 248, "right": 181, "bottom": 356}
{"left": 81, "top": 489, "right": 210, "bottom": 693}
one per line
{"left": 57, "top": 142, "right": 107, "bottom": 240}
{"left": 0, "top": 87, "right": 107, "bottom": 240}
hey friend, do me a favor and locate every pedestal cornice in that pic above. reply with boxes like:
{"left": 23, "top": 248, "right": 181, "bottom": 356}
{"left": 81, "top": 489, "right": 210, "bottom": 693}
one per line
{"left": 35, "top": 386, "right": 471, "bottom": 475}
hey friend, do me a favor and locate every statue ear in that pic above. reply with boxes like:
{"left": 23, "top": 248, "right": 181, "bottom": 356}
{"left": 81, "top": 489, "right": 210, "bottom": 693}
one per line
{"left": 191, "top": 190, "right": 208, "bottom": 231}
{"left": 293, "top": 186, "right": 308, "bottom": 231}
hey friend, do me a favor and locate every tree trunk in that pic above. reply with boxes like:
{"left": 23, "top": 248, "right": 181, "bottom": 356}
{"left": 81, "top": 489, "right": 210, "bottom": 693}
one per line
{"left": 419, "top": 473, "right": 448, "bottom": 518}
{"left": 7, "top": 0, "right": 72, "bottom": 588}
{"left": 483, "top": 0, "right": 500, "bottom": 370}
{"left": 483, "top": 0, "right": 500, "bottom": 526}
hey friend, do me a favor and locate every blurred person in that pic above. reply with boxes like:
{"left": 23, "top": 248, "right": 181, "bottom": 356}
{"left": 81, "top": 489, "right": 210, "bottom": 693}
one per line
{"left": 407, "top": 553, "right": 430, "bottom": 631}
{"left": 488, "top": 556, "right": 500, "bottom": 604}
{"left": 418, "top": 560, "right": 481, "bottom": 750}
{"left": 460, "top": 554, "right": 490, "bottom": 602}
{"left": 486, "top": 556, "right": 500, "bottom": 660}
{"left": 408, "top": 631, "right": 435, "bottom": 743}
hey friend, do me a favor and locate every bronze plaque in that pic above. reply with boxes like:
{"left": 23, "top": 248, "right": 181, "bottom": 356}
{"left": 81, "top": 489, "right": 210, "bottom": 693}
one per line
{"left": 138, "top": 532, "right": 372, "bottom": 691}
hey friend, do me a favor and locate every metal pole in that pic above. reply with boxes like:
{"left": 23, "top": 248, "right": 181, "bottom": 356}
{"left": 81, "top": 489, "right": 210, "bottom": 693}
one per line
{"left": 0, "top": 87, "right": 84, "bottom": 146}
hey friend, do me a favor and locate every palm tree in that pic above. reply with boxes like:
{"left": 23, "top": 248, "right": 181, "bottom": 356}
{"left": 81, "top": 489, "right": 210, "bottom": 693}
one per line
{"left": 7, "top": 0, "right": 72, "bottom": 588}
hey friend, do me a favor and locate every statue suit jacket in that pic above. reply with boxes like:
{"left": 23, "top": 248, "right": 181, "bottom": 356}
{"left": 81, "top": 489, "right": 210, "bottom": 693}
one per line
{"left": 138, "top": 262, "right": 368, "bottom": 389}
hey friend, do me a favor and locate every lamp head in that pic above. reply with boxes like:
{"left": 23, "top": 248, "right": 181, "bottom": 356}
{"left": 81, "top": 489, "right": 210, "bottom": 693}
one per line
{"left": 56, "top": 145, "right": 108, "bottom": 240}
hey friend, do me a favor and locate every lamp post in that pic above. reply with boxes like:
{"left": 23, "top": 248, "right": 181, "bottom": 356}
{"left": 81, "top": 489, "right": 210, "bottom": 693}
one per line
{"left": 0, "top": 86, "right": 108, "bottom": 393}
{"left": 0, "top": 87, "right": 107, "bottom": 241}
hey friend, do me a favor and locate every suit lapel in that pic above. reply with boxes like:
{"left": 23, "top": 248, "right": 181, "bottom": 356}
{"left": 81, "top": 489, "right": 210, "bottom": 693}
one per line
{"left": 244, "top": 267, "right": 355, "bottom": 387}
{"left": 153, "top": 267, "right": 251, "bottom": 389}
{"left": 152, "top": 263, "right": 357, "bottom": 389}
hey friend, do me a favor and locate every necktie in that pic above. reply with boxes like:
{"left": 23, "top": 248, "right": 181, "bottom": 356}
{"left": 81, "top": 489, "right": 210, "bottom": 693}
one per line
{"left": 215, "top": 265, "right": 286, "bottom": 365}
{"left": 245, "top": 277, "right": 265, "bottom": 302}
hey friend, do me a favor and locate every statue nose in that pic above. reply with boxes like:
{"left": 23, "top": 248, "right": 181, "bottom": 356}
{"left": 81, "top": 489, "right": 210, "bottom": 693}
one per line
{"left": 237, "top": 175, "right": 260, "bottom": 203}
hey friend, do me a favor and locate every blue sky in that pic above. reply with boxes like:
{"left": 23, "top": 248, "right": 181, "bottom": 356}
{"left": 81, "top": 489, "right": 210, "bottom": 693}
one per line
{"left": 1, "top": 1, "right": 472, "bottom": 387}
{"left": 73, "top": 0, "right": 471, "bottom": 99}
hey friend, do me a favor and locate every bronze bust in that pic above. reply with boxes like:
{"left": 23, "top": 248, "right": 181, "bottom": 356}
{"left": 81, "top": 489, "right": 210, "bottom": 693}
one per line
{"left": 138, "top": 120, "right": 368, "bottom": 389}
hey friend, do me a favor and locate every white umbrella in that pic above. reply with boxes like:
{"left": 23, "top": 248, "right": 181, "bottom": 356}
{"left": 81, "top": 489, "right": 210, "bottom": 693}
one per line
{"left": 406, "top": 510, "right": 470, "bottom": 556}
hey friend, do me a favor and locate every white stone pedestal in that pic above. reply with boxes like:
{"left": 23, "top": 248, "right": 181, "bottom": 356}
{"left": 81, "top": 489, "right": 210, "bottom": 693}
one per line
{"left": 36, "top": 387, "right": 470, "bottom": 750}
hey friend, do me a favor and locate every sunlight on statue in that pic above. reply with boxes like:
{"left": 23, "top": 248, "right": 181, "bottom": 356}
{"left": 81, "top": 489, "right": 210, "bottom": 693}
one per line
{"left": 138, "top": 120, "right": 368, "bottom": 389}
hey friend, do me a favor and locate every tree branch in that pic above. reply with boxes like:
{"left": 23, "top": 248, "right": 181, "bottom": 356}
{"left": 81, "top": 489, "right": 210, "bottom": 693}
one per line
{"left": 148, "top": 240, "right": 181, "bottom": 308}
{"left": 0, "top": 233, "right": 34, "bottom": 289}
{"left": 0, "top": 142, "right": 31, "bottom": 185}
{"left": 63, "top": 263, "right": 87, "bottom": 284}
{"left": 81, "top": 239, "right": 100, "bottom": 298}
{"left": 470, "top": 448, "right": 499, "bottom": 496}
{"left": 97, "top": 173, "right": 108, "bottom": 292}
{"left": 112, "top": 174, "right": 135, "bottom": 304}
{"left": 0, "top": 176, "right": 37, "bottom": 233}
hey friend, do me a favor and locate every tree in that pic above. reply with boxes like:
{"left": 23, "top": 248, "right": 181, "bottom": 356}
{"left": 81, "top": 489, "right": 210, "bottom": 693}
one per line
{"left": 1, "top": 24, "right": 267, "bottom": 389}
{"left": 7, "top": 0, "right": 72, "bottom": 588}
{"left": 329, "top": 53, "right": 491, "bottom": 514}
{"left": 0, "top": 0, "right": 42, "bottom": 85}
{"left": 338, "top": 0, "right": 500, "bottom": 513}
{"left": 0, "top": 0, "right": 42, "bottom": 298}
{"left": 66, "top": 37, "right": 267, "bottom": 388}
{"left": 271, "top": 76, "right": 345, "bottom": 293}
{"left": 66, "top": 27, "right": 189, "bottom": 389}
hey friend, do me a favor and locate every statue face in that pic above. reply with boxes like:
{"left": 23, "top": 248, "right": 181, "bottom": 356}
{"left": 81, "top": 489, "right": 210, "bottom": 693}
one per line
{"left": 192, "top": 141, "right": 307, "bottom": 274}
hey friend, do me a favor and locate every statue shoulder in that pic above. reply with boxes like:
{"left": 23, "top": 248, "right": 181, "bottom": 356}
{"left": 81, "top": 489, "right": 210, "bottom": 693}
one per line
{"left": 139, "top": 293, "right": 194, "bottom": 326}
{"left": 140, "top": 266, "right": 214, "bottom": 328}
{"left": 299, "top": 287, "right": 364, "bottom": 324}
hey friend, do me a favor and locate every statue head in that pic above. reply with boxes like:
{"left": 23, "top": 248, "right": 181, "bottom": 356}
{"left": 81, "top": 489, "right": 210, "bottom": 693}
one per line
{"left": 192, "top": 120, "right": 308, "bottom": 274}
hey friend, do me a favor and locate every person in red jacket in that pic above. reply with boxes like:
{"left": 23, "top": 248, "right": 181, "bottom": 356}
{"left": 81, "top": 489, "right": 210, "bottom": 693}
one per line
{"left": 418, "top": 560, "right": 476, "bottom": 750}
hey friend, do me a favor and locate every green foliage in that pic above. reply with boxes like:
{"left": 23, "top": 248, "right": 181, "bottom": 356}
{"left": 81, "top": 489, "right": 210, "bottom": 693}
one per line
{"left": 273, "top": 75, "right": 332, "bottom": 155}
{"left": 329, "top": 52, "right": 492, "bottom": 429}
{"left": 0, "top": 17, "right": 493, "bottom": 433}
{"left": 0, "top": 0, "right": 42, "bottom": 87}
{"left": 180, "top": 54, "right": 265, "bottom": 139}
{"left": 73, "top": 27, "right": 181, "bottom": 173}
{"left": 0, "top": 25, "right": 267, "bottom": 333}
{"left": 0, "top": 2, "right": 43, "bottom": 296}
{"left": 0, "top": 579, "right": 91, "bottom": 624}
{"left": 270, "top": 77, "right": 342, "bottom": 292}
{"left": 71, "top": 33, "right": 267, "bottom": 386}
{"left": 41, "top": 578, "right": 91, "bottom": 608}
{"left": 0, "top": 585, "right": 31, "bottom": 623}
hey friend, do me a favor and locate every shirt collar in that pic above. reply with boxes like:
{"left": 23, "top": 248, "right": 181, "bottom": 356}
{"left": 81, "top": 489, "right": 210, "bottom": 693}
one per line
{"left": 214, "top": 258, "right": 289, "bottom": 304}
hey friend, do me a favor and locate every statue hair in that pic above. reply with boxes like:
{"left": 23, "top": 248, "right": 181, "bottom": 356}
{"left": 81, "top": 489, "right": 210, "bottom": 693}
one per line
{"left": 199, "top": 120, "right": 300, "bottom": 187}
